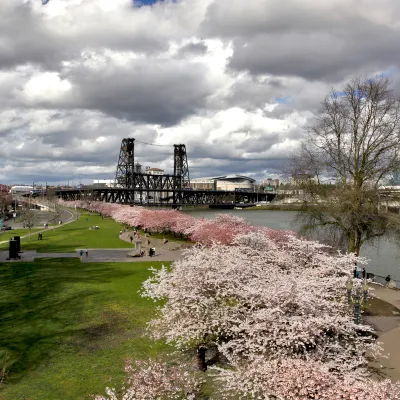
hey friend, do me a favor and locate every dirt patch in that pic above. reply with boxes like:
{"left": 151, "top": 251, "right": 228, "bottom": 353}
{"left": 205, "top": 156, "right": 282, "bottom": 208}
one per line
{"left": 364, "top": 297, "right": 400, "bottom": 317}
{"left": 71, "top": 309, "right": 129, "bottom": 351}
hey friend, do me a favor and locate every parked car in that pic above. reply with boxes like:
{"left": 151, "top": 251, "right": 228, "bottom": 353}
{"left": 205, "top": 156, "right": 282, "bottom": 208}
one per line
{"left": 1, "top": 226, "right": 12, "bottom": 231}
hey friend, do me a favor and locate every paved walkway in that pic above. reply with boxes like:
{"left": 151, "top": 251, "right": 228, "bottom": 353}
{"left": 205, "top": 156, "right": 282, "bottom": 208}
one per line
{"left": 0, "top": 207, "right": 76, "bottom": 245}
{"left": 366, "top": 284, "right": 400, "bottom": 382}
{"left": 0, "top": 229, "right": 193, "bottom": 263}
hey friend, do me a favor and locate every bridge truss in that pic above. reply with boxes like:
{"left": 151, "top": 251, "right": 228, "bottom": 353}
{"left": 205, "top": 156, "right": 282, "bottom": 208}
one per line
{"left": 56, "top": 187, "right": 273, "bottom": 207}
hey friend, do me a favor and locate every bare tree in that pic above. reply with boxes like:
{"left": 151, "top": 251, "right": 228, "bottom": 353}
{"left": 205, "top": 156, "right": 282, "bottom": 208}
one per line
{"left": 47, "top": 201, "right": 62, "bottom": 230}
{"left": 290, "top": 76, "right": 400, "bottom": 255}
{"left": 0, "top": 192, "right": 12, "bottom": 219}
{"left": 21, "top": 204, "right": 36, "bottom": 240}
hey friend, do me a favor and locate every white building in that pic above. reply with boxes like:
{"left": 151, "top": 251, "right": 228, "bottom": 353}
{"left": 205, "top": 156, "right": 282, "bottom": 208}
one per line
{"left": 145, "top": 167, "right": 164, "bottom": 175}
{"left": 93, "top": 179, "right": 117, "bottom": 188}
{"left": 262, "top": 178, "right": 280, "bottom": 187}
{"left": 191, "top": 175, "right": 255, "bottom": 191}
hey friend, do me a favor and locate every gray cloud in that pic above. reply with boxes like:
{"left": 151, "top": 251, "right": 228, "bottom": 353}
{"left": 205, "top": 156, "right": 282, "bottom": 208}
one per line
{"left": 64, "top": 58, "right": 214, "bottom": 125}
{"left": 201, "top": 0, "right": 400, "bottom": 81}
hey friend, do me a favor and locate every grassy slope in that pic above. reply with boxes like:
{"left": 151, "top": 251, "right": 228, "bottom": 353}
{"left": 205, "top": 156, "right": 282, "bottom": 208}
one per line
{"left": 0, "top": 229, "right": 41, "bottom": 243}
{"left": 0, "top": 258, "right": 170, "bottom": 400}
{"left": 0, "top": 214, "right": 133, "bottom": 253}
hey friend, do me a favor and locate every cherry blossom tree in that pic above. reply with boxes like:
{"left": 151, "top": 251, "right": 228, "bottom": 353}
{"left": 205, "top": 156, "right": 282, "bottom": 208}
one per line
{"left": 185, "top": 213, "right": 253, "bottom": 245}
{"left": 213, "top": 358, "right": 400, "bottom": 400}
{"left": 141, "top": 232, "right": 396, "bottom": 397}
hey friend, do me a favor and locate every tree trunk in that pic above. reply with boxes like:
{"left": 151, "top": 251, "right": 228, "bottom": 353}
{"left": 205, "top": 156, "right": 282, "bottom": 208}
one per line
{"left": 354, "top": 230, "right": 362, "bottom": 257}
{"left": 347, "top": 231, "right": 356, "bottom": 254}
{"left": 348, "top": 230, "right": 362, "bottom": 257}
{"left": 196, "top": 346, "right": 207, "bottom": 371}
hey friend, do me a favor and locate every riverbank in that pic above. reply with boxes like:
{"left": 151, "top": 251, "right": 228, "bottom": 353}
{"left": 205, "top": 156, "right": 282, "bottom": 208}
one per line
{"left": 246, "top": 203, "right": 303, "bottom": 211}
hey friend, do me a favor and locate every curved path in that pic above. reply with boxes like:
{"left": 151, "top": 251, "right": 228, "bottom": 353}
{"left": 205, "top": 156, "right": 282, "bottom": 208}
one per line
{"left": 367, "top": 284, "right": 400, "bottom": 382}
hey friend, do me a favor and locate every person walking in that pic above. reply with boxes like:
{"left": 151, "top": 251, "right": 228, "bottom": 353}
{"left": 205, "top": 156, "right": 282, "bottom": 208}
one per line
{"left": 362, "top": 268, "right": 366, "bottom": 279}
{"left": 80, "top": 249, "right": 83, "bottom": 258}
{"left": 85, "top": 247, "right": 88, "bottom": 257}
{"left": 353, "top": 266, "right": 358, "bottom": 278}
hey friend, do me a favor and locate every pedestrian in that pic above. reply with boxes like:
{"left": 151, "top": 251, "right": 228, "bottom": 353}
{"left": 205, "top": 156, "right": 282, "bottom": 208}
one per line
{"left": 353, "top": 266, "right": 358, "bottom": 278}
{"left": 147, "top": 239, "right": 151, "bottom": 245}
{"left": 385, "top": 275, "right": 391, "bottom": 286}
{"left": 362, "top": 268, "right": 366, "bottom": 279}
{"left": 119, "top": 230, "right": 122, "bottom": 235}
{"left": 85, "top": 247, "right": 88, "bottom": 257}
{"left": 130, "top": 235, "right": 133, "bottom": 243}
{"left": 80, "top": 249, "right": 83, "bottom": 258}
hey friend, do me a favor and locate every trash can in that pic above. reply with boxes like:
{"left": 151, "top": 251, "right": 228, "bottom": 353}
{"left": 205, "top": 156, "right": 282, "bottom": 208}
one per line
{"left": 14, "top": 236, "right": 21, "bottom": 253}
{"left": 9, "top": 239, "right": 18, "bottom": 259}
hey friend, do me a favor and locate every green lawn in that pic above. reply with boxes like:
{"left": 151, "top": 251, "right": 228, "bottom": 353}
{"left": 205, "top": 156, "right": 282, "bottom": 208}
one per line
{"left": 0, "top": 258, "right": 170, "bottom": 400}
{"left": 0, "top": 229, "right": 42, "bottom": 243}
{"left": 0, "top": 214, "right": 133, "bottom": 253}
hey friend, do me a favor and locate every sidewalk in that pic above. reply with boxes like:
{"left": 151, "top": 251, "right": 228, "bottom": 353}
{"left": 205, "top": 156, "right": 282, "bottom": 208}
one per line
{"left": 0, "top": 207, "right": 76, "bottom": 245}
{"left": 367, "top": 284, "right": 400, "bottom": 382}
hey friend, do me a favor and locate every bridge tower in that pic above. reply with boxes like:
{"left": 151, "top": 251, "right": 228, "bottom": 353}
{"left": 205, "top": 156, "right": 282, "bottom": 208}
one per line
{"left": 173, "top": 144, "right": 190, "bottom": 189}
{"left": 115, "top": 138, "right": 135, "bottom": 188}
{"left": 173, "top": 144, "right": 190, "bottom": 205}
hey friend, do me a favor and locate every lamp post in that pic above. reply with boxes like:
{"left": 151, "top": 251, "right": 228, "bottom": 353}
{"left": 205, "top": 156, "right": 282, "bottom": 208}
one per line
{"left": 346, "top": 279, "right": 368, "bottom": 324}
{"left": 353, "top": 287, "right": 361, "bottom": 324}
{"left": 346, "top": 280, "right": 353, "bottom": 305}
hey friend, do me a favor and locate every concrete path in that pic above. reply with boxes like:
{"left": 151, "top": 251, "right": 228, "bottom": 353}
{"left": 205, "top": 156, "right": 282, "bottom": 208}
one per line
{"left": 366, "top": 284, "right": 400, "bottom": 382}
{"left": 78, "top": 248, "right": 188, "bottom": 263}
{"left": 0, "top": 207, "right": 76, "bottom": 245}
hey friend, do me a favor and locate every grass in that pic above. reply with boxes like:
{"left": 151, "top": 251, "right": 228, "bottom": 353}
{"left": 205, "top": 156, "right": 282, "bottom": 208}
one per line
{"left": 0, "top": 258, "right": 171, "bottom": 400}
{"left": 0, "top": 229, "right": 42, "bottom": 243}
{"left": 0, "top": 214, "right": 133, "bottom": 253}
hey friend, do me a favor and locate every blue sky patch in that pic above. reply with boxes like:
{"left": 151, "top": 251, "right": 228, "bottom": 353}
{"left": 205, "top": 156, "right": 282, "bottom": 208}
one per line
{"left": 275, "top": 96, "right": 294, "bottom": 105}
{"left": 134, "top": 0, "right": 176, "bottom": 6}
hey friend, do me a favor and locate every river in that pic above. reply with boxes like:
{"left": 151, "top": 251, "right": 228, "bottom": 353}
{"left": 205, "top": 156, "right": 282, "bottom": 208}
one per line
{"left": 183, "top": 208, "right": 400, "bottom": 281}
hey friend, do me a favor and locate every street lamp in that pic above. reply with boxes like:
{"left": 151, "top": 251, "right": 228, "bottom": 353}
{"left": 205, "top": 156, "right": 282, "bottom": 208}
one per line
{"left": 346, "top": 279, "right": 369, "bottom": 324}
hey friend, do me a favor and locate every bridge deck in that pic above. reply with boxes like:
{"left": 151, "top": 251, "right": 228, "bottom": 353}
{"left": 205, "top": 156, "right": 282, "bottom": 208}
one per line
{"left": 56, "top": 188, "right": 275, "bottom": 207}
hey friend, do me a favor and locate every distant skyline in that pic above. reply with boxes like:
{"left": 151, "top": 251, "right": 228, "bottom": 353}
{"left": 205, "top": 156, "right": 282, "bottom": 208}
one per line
{"left": 1, "top": 0, "right": 400, "bottom": 184}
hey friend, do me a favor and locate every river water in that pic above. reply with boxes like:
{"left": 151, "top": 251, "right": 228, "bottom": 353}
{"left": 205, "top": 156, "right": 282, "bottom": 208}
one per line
{"left": 183, "top": 208, "right": 400, "bottom": 281}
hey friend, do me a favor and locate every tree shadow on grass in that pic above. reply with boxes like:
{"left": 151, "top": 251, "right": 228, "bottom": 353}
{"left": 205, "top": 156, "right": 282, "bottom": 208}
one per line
{"left": 0, "top": 258, "right": 135, "bottom": 384}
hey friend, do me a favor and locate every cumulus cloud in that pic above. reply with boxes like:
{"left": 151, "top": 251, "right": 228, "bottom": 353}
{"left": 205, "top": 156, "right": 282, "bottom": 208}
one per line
{"left": 0, "top": 0, "right": 399, "bottom": 184}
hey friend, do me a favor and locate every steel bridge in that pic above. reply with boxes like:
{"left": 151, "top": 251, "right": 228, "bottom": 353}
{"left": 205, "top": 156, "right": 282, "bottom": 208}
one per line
{"left": 56, "top": 187, "right": 275, "bottom": 208}
{"left": 56, "top": 137, "right": 275, "bottom": 207}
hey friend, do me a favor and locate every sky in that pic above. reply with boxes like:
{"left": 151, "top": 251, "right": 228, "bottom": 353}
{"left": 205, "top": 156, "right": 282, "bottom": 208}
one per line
{"left": 1, "top": 0, "right": 400, "bottom": 185}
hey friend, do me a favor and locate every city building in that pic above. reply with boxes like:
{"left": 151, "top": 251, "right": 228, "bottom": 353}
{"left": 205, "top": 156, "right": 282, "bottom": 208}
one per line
{"left": 191, "top": 175, "right": 255, "bottom": 191}
{"left": 189, "top": 179, "right": 216, "bottom": 190}
{"left": 145, "top": 167, "right": 164, "bottom": 175}
{"left": 290, "top": 174, "right": 317, "bottom": 186}
{"left": 261, "top": 178, "right": 280, "bottom": 188}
